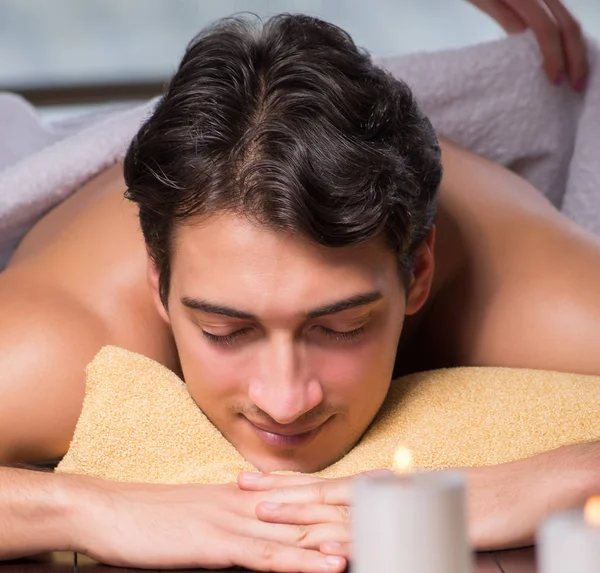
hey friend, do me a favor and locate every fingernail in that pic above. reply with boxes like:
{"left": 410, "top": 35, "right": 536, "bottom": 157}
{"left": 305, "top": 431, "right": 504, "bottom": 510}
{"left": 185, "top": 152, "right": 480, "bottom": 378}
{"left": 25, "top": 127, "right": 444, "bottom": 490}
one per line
{"left": 324, "top": 541, "right": 342, "bottom": 550}
{"left": 555, "top": 71, "right": 565, "bottom": 85}
{"left": 324, "top": 556, "right": 345, "bottom": 569}
{"left": 575, "top": 77, "right": 586, "bottom": 93}
{"left": 240, "top": 472, "right": 262, "bottom": 481}
{"left": 262, "top": 501, "right": 281, "bottom": 510}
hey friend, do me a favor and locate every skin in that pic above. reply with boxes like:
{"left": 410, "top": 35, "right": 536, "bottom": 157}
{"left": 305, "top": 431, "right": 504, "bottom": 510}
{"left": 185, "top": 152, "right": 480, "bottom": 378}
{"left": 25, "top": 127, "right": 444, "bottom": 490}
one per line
{"left": 161, "top": 216, "right": 416, "bottom": 473}
{"left": 238, "top": 439, "right": 600, "bottom": 554}
{"left": 2, "top": 137, "right": 600, "bottom": 553}
{"left": 0, "top": 3, "right": 596, "bottom": 566}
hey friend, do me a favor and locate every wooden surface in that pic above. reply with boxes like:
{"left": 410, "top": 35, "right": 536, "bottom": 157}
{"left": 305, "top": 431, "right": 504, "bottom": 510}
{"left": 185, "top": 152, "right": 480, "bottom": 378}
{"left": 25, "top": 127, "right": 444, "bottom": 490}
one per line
{"left": 0, "top": 547, "right": 537, "bottom": 572}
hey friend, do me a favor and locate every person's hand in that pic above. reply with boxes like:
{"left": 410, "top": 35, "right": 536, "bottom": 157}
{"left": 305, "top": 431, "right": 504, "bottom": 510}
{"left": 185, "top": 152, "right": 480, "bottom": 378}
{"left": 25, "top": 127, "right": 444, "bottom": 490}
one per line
{"left": 242, "top": 467, "right": 534, "bottom": 554}
{"left": 240, "top": 442, "right": 599, "bottom": 553}
{"left": 238, "top": 471, "right": 380, "bottom": 559}
{"left": 66, "top": 476, "right": 347, "bottom": 572}
{"left": 466, "top": 0, "right": 587, "bottom": 91}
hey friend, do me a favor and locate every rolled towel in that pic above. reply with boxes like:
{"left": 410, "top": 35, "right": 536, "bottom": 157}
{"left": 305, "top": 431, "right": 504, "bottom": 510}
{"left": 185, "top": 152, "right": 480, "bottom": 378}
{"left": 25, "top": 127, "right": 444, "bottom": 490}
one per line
{"left": 55, "top": 346, "right": 600, "bottom": 483}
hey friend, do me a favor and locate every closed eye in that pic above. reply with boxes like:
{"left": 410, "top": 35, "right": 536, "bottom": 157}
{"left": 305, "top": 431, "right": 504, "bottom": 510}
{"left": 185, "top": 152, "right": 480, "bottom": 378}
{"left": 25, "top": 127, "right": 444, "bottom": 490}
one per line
{"left": 313, "top": 325, "right": 365, "bottom": 342}
{"left": 202, "top": 328, "right": 252, "bottom": 347}
{"left": 202, "top": 325, "right": 366, "bottom": 348}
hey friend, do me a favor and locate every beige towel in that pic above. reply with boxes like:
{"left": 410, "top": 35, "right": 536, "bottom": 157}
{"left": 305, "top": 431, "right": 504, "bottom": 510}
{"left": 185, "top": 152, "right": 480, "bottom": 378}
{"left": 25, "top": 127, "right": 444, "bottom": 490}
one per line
{"left": 56, "top": 346, "right": 600, "bottom": 484}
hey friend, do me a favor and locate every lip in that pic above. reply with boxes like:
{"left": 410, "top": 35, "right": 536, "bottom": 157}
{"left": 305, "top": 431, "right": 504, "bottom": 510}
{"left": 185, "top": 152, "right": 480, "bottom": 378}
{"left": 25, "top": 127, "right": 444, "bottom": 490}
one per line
{"left": 246, "top": 418, "right": 328, "bottom": 449}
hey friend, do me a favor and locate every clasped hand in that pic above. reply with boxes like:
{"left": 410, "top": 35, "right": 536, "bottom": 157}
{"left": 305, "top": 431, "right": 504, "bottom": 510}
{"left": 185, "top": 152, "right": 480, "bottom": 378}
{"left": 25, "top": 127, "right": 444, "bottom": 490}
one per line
{"left": 239, "top": 460, "right": 557, "bottom": 555}
{"left": 74, "top": 453, "right": 574, "bottom": 571}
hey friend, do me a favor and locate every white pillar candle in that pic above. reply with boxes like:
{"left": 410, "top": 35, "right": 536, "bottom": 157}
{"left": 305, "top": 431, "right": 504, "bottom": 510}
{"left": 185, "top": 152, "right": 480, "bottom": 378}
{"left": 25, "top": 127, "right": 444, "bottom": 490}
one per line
{"left": 538, "top": 497, "right": 600, "bottom": 573}
{"left": 352, "top": 470, "right": 472, "bottom": 573}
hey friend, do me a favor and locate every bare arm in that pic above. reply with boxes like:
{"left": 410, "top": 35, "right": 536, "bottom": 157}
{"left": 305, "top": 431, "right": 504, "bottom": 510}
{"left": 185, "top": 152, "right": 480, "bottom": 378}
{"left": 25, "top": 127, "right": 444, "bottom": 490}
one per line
{"left": 468, "top": 440, "right": 600, "bottom": 549}
{"left": 0, "top": 269, "right": 107, "bottom": 557}
{"left": 0, "top": 464, "right": 347, "bottom": 571}
{"left": 439, "top": 140, "right": 600, "bottom": 546}
{"left": 0, "top": 467, "right": 77, "bottom": 558}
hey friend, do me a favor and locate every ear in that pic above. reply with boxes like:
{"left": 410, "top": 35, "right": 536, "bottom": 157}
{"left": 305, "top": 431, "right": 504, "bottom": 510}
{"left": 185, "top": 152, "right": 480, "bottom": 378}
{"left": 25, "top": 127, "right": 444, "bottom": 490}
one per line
{"left": 146, "top": 254, "right": 171, "bottom": 324}
{"left": 405, "top": 226, "right": 436, "bottom": 316}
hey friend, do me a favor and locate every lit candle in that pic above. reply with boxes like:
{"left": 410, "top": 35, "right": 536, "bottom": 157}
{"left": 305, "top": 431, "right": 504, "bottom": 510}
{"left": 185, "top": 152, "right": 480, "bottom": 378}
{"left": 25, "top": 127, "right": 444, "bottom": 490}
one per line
{"left": 538, "top": 496, "right": 600, "bottom": 573}
{"left": 352, "top": 445, "right": 472, "bottom": 573}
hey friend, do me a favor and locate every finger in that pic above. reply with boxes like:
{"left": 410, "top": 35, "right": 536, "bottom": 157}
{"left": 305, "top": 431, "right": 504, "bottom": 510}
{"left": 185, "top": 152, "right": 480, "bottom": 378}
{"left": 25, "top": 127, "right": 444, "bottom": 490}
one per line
{"left": 544, "top": 0, "right": 587, "bottom": 90}
{"left": 232, "top": 534, "right": 347, "bottom": 573}
{"left": 224, "top": 515, "right": 350, "bottom": 555}
{"left": 238, "top": 471, "right": 325, "bottom": 491}
{"left": 320, "top": 541, "right": 352, "bottom": 559}
{"left": 264, "top": 479, "right": 352, "bottom": 506}
{"left": 283, "top": 522, "right": 351, "bottom": 551}
{"left": 217, "top": 483, "right": 271, "bottom": 519}
{"left": 256, "top": 501, "right": 351, "bottom": 525}
{"left": 504, "top": 0, "right": 565, "bottom": 82}
{"left": 467, "top": 0, "right": 528, "bottom": 34}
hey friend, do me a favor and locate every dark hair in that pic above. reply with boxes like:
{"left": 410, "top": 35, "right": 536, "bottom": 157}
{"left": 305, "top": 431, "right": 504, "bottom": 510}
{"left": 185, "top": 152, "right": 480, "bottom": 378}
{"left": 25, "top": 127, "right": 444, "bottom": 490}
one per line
{"left": 124, "top": 13, "right": 442, "bottom": 307}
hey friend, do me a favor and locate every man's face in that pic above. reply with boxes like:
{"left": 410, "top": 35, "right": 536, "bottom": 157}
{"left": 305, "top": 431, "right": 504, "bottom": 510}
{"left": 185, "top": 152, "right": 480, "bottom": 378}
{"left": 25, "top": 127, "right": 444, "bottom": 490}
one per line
{"left": 151, "top": 212, "right": 427, "bottom": 473}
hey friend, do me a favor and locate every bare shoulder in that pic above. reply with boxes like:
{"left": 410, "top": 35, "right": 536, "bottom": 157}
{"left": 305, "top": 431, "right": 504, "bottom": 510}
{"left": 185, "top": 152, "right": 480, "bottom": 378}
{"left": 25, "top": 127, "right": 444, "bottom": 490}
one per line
{"left": 0, "top": 265, "right": 109, "bottom": 463}
{"left": 423, "top": 138, "right": 600, "bottom": 375}
{"left": 460, "top": 221, "right": 600, "bottom": 375}
{"left": 0, "top": 164, "right": 177, "bottom": 463}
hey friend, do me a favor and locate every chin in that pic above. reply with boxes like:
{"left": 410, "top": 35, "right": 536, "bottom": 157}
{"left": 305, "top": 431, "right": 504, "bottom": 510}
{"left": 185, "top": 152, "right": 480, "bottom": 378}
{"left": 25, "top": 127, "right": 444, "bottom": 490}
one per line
{"left": 251, "top": 453, "right": 337, "bottom": 474}
{"left": 243, "top": 438, "right": 357, "bottom": 474}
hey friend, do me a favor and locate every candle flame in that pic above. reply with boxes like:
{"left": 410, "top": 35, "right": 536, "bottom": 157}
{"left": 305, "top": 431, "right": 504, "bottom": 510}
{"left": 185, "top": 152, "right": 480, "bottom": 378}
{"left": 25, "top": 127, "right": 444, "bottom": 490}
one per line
{"left": 392, "top": 445, "right": 413, "bottom": 474}
{"left": 584, "top": 496, "right": 600, "bottom": 526}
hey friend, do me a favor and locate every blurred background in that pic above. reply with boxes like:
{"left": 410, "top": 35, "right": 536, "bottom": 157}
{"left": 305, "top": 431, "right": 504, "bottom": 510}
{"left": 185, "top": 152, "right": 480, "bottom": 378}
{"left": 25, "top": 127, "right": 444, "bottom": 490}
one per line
{"left": 0, "top": 0, "right": 598, "bottom": 120}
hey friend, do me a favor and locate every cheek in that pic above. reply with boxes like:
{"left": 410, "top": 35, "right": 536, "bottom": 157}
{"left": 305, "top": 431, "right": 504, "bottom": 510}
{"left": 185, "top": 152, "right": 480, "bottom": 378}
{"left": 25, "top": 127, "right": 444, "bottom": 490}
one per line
{"left": 310, "top": 336, "right": 396, "bottom": 399}
{"left": 311, "top": 347, "right": 370, "bottom": 385}
{"left": 171, "top": 320, "right": 249, "bottom": 399}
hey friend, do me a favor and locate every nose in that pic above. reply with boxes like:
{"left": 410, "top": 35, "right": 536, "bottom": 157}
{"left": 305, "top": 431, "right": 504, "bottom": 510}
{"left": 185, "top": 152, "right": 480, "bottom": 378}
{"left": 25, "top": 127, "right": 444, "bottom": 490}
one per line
{"left": 248, "top": 337, "right": 323, "bottom": 425}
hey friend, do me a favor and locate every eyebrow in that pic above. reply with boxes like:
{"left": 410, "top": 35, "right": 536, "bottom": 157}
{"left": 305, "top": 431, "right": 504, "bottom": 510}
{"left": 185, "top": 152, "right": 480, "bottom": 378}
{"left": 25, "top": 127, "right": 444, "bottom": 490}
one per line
{"left": 180, "top": 290, "right": 383, "bottom": 321}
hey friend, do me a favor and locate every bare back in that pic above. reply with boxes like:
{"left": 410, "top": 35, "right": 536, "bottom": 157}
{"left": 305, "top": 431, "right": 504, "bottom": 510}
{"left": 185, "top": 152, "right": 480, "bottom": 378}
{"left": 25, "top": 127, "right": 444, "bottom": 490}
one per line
{"left": 2, "top": 139, "right": 600, "bottom": 463}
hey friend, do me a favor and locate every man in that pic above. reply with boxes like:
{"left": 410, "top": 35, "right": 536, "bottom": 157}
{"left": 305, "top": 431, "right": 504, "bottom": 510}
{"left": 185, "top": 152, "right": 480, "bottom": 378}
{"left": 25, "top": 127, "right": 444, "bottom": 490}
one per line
{"left": 1, "top": 6, "right": 597, "bottom": 572}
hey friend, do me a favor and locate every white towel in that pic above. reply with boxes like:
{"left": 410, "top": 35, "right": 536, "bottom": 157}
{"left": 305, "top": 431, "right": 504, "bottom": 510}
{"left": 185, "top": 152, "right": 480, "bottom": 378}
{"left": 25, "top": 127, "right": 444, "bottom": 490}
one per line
{"left": 0, "top": 31, "right": 598, "bottom": 270}
{"left": 0, "top": 96, "right": 156, "bottom": 267}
